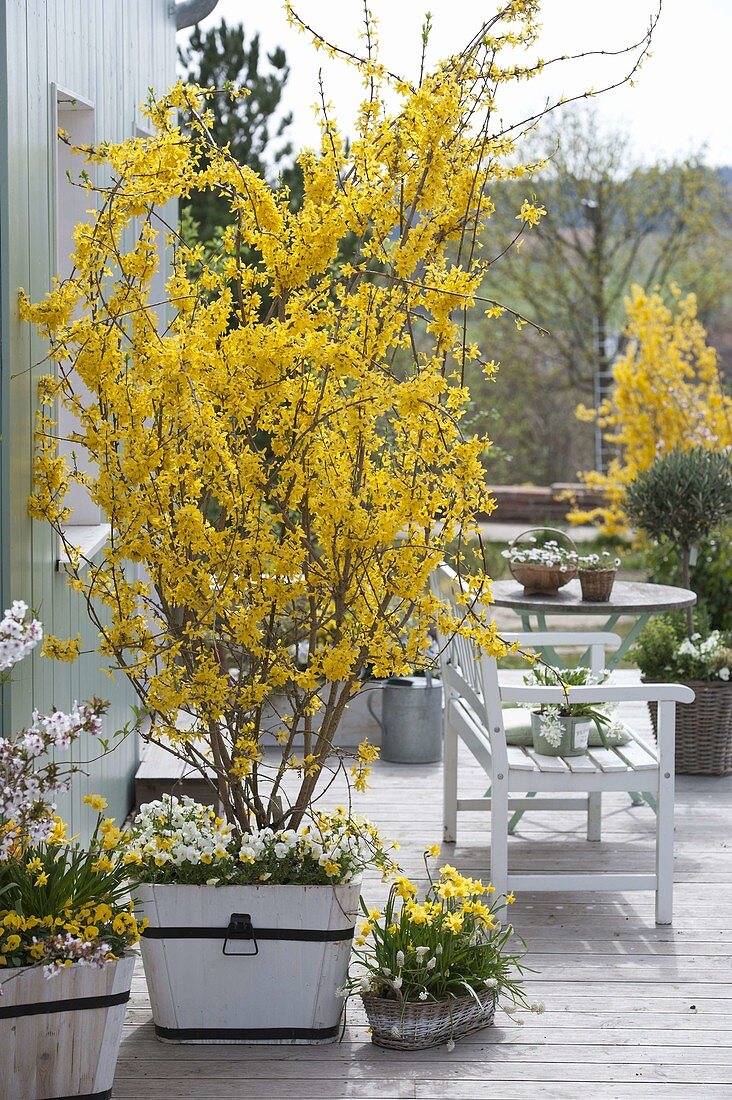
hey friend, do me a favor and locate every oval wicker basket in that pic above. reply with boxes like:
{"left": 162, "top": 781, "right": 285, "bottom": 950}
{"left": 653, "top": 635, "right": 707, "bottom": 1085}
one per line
{"left": 646, "top": 680, "right": 732, "bottom": 776}
{"left": 578, "top": 568, "right": 616, "bottom": 603}
{"left": 361, "top": 988, "right": 495, "bottom": 1050}
{"left": 507, "top": 527, "right": 578, "bottom": 596}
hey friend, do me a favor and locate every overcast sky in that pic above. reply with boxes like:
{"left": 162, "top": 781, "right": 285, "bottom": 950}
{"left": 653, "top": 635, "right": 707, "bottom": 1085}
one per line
{"left": 190, "top": 1, "right": 731, "bottom": 167}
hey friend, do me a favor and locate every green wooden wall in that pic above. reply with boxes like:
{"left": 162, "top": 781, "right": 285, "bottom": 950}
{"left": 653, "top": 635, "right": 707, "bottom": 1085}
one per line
{"left": 0, "top": 0, "right": 176, "bottom": 840}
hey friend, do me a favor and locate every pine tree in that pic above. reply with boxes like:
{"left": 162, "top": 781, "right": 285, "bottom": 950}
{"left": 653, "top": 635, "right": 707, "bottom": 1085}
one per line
{"left": 178, "top": 20, "right": 303, "bottom": 243}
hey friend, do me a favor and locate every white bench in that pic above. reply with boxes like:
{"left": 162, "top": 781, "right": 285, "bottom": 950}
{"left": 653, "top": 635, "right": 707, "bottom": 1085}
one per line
{"left": 431, "top": 564, "right": 695, "bottom": 924}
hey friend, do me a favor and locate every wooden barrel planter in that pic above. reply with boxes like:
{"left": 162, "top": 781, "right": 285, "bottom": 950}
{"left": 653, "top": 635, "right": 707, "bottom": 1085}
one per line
{"left": 0, "top": 954, "right": 134, "bottom": 1100}
{"left": 136, "top": 881, "right": 360, "bottom": 1043}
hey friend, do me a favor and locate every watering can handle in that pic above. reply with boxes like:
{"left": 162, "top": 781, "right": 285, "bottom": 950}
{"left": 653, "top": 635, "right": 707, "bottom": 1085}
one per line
{"left": 366, "top": 688, "right": 385, "bottom": 734}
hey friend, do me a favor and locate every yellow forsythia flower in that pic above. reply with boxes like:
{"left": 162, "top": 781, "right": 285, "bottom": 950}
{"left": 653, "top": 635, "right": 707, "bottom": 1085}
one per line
{"left": 41, "top": 634, "right": 82, "bottom": 662}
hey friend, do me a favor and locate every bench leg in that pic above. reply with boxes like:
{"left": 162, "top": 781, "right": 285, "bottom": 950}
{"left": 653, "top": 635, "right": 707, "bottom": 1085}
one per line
{"left": 490, "top": 775, "right": 509, "bottom": 900}
{"left": 655, "top": 701, "right": 675, "bottom": 925}
{"left": 443, "top": 716, "right": 458, "bottom": 844}
{"left": 587, "top": 792, "right": 602, "bottom": 841}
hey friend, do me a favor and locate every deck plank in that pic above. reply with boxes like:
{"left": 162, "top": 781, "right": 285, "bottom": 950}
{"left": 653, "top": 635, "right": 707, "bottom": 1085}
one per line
{"left": 115, "top": 690, "right": 732, "bottom": 1098}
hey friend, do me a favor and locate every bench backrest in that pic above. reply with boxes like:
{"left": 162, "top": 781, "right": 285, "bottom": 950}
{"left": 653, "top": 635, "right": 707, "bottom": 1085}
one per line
{"left": 430, "top": 563, "right": 503, "bottom": 737}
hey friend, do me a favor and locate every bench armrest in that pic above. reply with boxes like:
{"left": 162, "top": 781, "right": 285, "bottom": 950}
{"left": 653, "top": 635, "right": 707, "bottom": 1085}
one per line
{"left": 502, "top": 631, "right": 622, "bottom": 650}
{"left": 501, "top": 683, "right": 695, "bottom": 705}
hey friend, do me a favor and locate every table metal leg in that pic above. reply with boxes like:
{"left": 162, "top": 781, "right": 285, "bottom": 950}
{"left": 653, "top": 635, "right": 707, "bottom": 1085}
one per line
{"left": 508, "top": 791, "right": 536, "bottom": 834}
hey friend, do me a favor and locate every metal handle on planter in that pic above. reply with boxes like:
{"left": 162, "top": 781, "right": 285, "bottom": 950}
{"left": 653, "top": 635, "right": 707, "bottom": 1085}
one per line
{"left": 222, "top": 912, "right": 258, "bottom": 957}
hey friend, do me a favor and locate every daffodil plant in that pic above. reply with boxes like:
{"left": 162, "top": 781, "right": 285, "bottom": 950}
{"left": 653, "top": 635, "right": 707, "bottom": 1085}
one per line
{"left": 0, "top": 800, "right": 145, "bottom": 977}
{"left": 347, "top": 851, "right": 537, "bottom": 1013}
{"left": 23, "top": 2, "right": 658, "bottom": 833}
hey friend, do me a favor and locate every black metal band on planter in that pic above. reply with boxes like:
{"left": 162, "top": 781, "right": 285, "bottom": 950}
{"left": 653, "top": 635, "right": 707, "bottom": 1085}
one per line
{"left": 0, "top": 989, "right": 130, "bottom": 1021}
{"left": 47, "top": 1091, "right": 112, "bottom": 1100}
{"left": 154, "top": 1023, "right": 341, "bottom": 1042}
{"left": 141, "top": 917, "right": 355, "bottom": 943}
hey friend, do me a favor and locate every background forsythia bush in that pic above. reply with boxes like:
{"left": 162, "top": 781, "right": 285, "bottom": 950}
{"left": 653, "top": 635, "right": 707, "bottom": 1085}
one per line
{"left": 570, "top": 284, "right": 732, "bottom": 534}
{"left": 23, "top": 1, "right": 652, "bottom": 831}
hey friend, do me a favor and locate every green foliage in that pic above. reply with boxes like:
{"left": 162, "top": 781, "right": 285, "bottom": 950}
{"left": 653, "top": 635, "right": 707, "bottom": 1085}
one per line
{"left": 643, "top": 526, "right": 732, "bottom": 632}
{"left": 630, "top": 615, "right": 732, "bottom": 681}
{"left": 624, "top": 448, "right": 732, "bottom": 550}
{"left": 2, "top": 838, "right": 131, "bottom": 925}
{"left": 178, "top": 20, "right": 303, "bottom": 242}
{"left": 629, "top": 616, "right": 682, "bottom": 679}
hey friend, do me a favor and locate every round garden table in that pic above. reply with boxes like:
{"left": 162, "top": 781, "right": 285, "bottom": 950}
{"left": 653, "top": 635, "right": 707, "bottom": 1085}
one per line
{"left": 490, "top": 578, "right": 697, "bottom": 669}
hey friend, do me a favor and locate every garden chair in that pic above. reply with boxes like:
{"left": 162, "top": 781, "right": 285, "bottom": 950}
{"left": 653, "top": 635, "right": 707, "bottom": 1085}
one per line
{"left": 431, "top": 564, "right": 695, "bottom": 924}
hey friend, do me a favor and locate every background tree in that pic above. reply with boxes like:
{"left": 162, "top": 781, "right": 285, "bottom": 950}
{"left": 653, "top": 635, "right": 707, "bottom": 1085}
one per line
{"left": 178, "top": 19, "right": 303, "bottom": 242}
{"left": 570, "top": 284, "right": 732, "bottom": 534}
{"left": 471, "top": 106, "right": 731, "bottom": 481}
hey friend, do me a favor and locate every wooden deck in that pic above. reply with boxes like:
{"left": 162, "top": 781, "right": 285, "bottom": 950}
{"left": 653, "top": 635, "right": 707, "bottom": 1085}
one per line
{"left": 117, "top": 687, "right": 732, "bottom": 1099}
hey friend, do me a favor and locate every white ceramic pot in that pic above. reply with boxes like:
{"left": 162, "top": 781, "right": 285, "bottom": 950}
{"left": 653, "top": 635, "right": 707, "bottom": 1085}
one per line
{"left": 0, "top": 954, "right": 134, "bottom": 1100}
{"left": 136, "top": 881, "right": 360, "bottom": 1044}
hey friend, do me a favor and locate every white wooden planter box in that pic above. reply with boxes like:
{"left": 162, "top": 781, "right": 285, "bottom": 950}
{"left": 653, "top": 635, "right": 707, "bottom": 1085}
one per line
{"left": 136, "top": 881, "right": 360, "bottom": 1043}
{"left": 0, "top": 954, "right": 134, "bottom": 1100}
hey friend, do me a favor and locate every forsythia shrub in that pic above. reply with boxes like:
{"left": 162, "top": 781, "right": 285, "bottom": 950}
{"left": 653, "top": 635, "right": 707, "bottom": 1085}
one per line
{"left": 23, "top": 2, "right": 655, "bottom": 832}
{"left": 571, "top": 285, "right": 732, "bottom": 534}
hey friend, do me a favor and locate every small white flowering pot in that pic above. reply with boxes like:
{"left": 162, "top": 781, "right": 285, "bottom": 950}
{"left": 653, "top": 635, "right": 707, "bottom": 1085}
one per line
{"left": 136, "top": 881, "right": 360, "bottom": 1043}
{"left": 0, "top": 954, "right": 134, "bottom": 1100}
{"left": 531, "top": 712, "right": 591, "bottom": 757}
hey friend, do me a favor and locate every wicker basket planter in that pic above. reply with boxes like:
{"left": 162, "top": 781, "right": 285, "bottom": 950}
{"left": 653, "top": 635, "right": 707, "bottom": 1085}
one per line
{"left": 647, "top": 680, "right": 732, "bottom": 776}
{"left": 509, "top": 561, "right": 577, "bottom": 596}
{"left": 578, "top": 568, "right": 616, "bottom": 602}
{"left": 361, "top": 988, "right": 495, "bottom": 1049}
{"left": 507, "top": 527, "right": 578, "bottom": 596}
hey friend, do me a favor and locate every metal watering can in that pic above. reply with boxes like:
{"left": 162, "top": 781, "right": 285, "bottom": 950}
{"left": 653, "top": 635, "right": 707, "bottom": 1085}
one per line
{"left": 366, "top": 673, "right": 443, "bottom": 763}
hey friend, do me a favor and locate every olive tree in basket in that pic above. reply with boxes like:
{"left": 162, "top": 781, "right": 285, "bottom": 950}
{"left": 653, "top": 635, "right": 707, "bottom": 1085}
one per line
{"left": 625, "top": 447, "right": 732, "bottom": 636}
